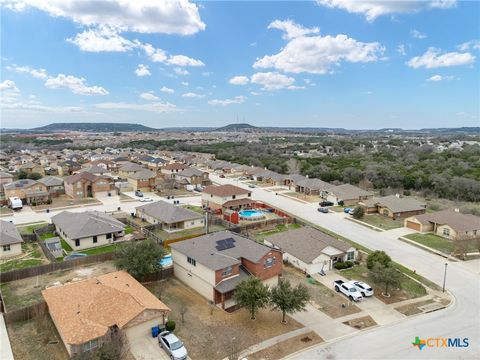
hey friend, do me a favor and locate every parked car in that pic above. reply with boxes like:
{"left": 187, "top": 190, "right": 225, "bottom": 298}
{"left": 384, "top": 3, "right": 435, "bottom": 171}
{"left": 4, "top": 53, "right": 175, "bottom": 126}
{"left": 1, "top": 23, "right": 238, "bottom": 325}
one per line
{"left": 135, "top": 190, "right": 144, "bottom": 197}
{"left": 333, "top": 280, "right": 363, "bottom": 302}
{"left": 343, "top": 207, "right": 352, "bottom": 214}
{"left": 219, "top": 174, "right": 226, "bottom": 178}
{"left": 158, "top": 331, "right": 188, "bottom": 360}
{"left": 140, "top": 197, "right": 153, "bottom": 202}
{"left": 350, "top": 281, "right": 374, "bottom": 297}
{"left": 319, "top": 200, "right": 334, "bottom": 207}
{"left": 317, "top": 207, "right": 329, "bottom": 214}
{"left": 348, "top": 209, "right": 355, "bottom": 215}
{"left": 248, "top": 184, "right": 256, "bottom": 188}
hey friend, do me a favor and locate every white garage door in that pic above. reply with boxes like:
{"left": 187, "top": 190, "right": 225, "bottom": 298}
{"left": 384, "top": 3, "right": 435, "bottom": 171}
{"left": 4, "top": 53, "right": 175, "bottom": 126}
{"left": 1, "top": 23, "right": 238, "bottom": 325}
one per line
{"left": 126, "top": 317, "right": 164, "bottom": 340}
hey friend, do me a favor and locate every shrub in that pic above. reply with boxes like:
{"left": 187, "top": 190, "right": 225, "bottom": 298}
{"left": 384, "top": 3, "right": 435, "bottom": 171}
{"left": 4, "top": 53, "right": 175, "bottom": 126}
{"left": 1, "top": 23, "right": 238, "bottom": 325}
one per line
{"left": 334, "top": 261, "right": 354, "bottom": 270}
{"left": 338, "top": 200, "right": 344, "bottom": 206}
{"left": 366, "top": 251, "right": 392, "bottom": 270}
{"left": 166, "top": 320, "right": 176, "bottom": 332}
{"left": 352, "top": 206, "right": 364, "bottom": 219}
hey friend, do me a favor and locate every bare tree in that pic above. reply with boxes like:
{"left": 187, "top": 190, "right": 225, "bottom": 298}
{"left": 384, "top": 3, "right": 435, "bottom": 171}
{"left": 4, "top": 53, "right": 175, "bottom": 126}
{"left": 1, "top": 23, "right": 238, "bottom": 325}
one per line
{"left": 217, "top": 322, "right": 250, "bottom": 360}
{"left": 179, "top": 301, "right": 188, "bottom": 323}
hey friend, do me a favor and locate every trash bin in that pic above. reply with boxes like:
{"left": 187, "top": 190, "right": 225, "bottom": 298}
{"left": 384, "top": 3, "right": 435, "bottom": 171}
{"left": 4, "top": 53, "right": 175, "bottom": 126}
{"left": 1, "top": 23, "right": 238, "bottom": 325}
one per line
{"left": 117, "top": 206, "right": 121, "bottom": 211}
{"left": 108, "top": 192, "right": 111, "bottom": 197}
{"left": 46, "top": 209, "right": 50, "bottom": 213}
{"left": 151, "top": 326, "right": 160, "bottom": 338}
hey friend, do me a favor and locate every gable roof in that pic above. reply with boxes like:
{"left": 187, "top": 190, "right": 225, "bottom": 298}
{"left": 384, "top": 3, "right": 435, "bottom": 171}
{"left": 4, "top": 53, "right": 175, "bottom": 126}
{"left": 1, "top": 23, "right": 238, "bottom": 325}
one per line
{"left": 119, "top": 162, "right": 145, "bottom": 172}
{"left": 127, "top": 169, "right": 156, "bottom": 180}
{"left": 3, "top": 179, "right": 40, "bottom": 190}
{"left": 203, "top": 184, "right": 251, "bottom": 197}
{"left": 136, "top": 201, "right": 203, "bottom": 224}
{"left": 266, "top": 227, "right": 352, "bottom": 263}
{"left": 176, "top": 168, "right": 206, "bottom": 178}
{"left": 367, "top": 195, "right": 426, "bottom": 213}
{"left": 162, "top": 162, "right": 188, "bottom": 171}
{"left": 42, "top": 271, "right": 170, "bottom": 345}
{"left": 64, "top": 172, "right": 111, "bottom": 184}
{"left": 79, "top": 165, "right": 108, "bottom": 174}
{"left": 51, "top": 211, "right": 125, "bottom": 239}
{"left": 411, "top": 209, "right": 480, "bottom": 232}
{"left": 296, "top": 178, "right": 333, "bottom": 191}
{"left": 0, "top": 220, "right": 23, "bottom": 246}
{"left": 330, "top": 184, "right": 373, "bottom": 199}
{"left": 170, "top": 231, "right": 276, "bottom": 271}
{"left": 38, "top": 176, "right": 64, "bottom": 187}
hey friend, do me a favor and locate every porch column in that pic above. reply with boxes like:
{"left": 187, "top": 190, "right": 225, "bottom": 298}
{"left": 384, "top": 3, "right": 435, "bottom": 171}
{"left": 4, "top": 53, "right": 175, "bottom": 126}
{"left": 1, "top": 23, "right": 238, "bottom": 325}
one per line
{"left": 221, "top": 293, "right": 225, "bottom": 310}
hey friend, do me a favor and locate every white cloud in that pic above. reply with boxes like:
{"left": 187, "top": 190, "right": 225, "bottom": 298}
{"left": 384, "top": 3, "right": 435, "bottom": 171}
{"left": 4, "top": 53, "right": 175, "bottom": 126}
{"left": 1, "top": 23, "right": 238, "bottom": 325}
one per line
{"left": 7, "top": 0, "right": 205, "bottom": 35}
{"left": 67, "top": 25, "right": 134, "bottom": 52}
{"left": 139, "top": 92, "right": 159, "bottom": 101}
{"left": 182, "top": 92, "right": 204, "bottom": 98}
{"left": 160, "top": 86, "right": 175, "bottom": 94}
{"left": 181, "top": 81, "right": 189, "bottom": 86}
{"left": 396, "top": 44, "right": 407, "bottom": 56}
{"left": 407, "top": 47, "right": 475, "bottom": 69}
{"left": 250, "top": 72, "right": 295, "bottom": 91}
{"left": 316, "top": 0, "right": 456, "bottom": 22}
{"left": 95, "top": 101, "right": 179, "bottom": 113}
{"left": 208, "top": 96, "right": 246, "bottom": 106}
{"left": 174, "top": 67, "right": 189, "bottom": 76}
{"left": 458, "top": 40, "right": 480, "bottom": 51}
{"left": 135, "top": 64, "right": 151, "bottom": 77}
{"left": 1, "top": 101, "right": 84, "bottom": 113}
{"left": 8, "top": 65, "right": 48, "bottom": 79}
{"left": 268, "top": 19, "right": 320, "bottom": 40}
{"left": 254, "top": 22, "right": 384, "bottom": 74}
{"left": 45, "top": 74, "right": 109, "bottom": 95}
{"left": 166, "top": 55, "right": 204, "bottom": 67}
{"left": 250, "top": 91, "right": 262, "bottom": 96}
{"left": 411, "top": 29, "right": 427, "bottom": 39}
{"left": 427, "top": 75, "right": 455, "bottom": 82}
{"left": 229, "top": 75, "right": 249, "bottom": 85}
{"left": 0, "top": 80, "right": 19, "bottom": 92}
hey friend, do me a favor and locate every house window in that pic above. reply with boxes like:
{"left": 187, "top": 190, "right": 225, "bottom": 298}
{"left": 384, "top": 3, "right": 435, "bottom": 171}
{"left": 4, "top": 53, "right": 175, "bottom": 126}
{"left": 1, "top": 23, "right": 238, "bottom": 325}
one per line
{"left": 82, "top": 338, "right": 99, "bottom": 352}
{"left": 232, "top": 195, "right": 236, "bottom": 200}
{"left": 191, "top": 222, "right": 195, "bottom": 225}
{"left": 106, "top": 233, "right": 112, "bottom": 239}
{"left": 443, "top": 228, "right": 450, "bottom": 236}
{"left": 264, "top": 257, "right": 276, "bottom": 268}
{"left": 210, "top": 194, "right": 213, "bottom": 198}
{"left": 3, "top": 245, "right": 11, "bottom": 252}
{"left": 75, "top": 239, "right": 80, "bottom": 247}
{"left": 222, "top": 266, "right": 233, "bottom": 277}
{"left": 382, "top": 209, "right": 389, "bottom": 216}
{"left": 187, "top": 256, "right": 196, "bottom": 266}
{"left": 347, "top": 251, "right": 355, "bottom": 261}
{"left": 93, "top": 236, "right": 98, "bottom": 243}
{"left": 248, "top": 193, "right": 251, "bottom": 197}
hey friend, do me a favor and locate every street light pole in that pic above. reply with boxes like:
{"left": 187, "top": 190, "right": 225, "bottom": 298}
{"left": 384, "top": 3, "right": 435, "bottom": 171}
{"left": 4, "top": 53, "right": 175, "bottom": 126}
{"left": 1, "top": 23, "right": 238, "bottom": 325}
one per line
{"left": 442, "top": 262, "right": 448, "bottom": 293}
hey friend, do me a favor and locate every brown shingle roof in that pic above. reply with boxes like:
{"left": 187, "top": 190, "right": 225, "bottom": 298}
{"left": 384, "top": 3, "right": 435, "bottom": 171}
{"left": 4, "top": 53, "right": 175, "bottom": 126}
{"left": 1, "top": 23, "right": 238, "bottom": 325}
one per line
{"left": 411, "top": 209, "right": 480, "bottom": 232}
{"left": 42, "top": 271, "right": 170, "bottom": 345}
{"left": 203, "top": 184, "right": 251, "bottom": 197}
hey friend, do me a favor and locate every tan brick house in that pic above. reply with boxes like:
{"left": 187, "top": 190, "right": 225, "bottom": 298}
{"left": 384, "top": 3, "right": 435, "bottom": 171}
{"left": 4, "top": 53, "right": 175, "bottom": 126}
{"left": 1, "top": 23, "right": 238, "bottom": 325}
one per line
{"left": 64, "top": 172, "right": 113, "bottom": 199}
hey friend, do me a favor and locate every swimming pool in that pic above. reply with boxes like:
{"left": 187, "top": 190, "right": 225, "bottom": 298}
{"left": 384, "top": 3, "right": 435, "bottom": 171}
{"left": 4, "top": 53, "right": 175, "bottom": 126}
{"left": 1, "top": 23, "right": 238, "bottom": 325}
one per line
{"left": 238, "top": 209, "right": 266, "bottom": 220}
{"left": 159, "top": 254, "right": 173, "bottom": 267}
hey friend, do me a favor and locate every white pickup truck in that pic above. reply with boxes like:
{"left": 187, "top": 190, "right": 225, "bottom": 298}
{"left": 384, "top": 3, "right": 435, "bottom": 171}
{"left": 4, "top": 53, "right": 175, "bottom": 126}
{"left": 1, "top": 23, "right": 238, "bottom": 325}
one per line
{"left": 333, "top": 280, "right": 363, "bottom": 302}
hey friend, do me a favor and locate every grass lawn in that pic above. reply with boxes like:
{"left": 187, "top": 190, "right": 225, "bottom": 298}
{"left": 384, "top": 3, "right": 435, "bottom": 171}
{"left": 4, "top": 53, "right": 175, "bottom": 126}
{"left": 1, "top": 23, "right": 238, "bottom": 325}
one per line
{"left": 0, "top": 242, "right": 48, "bottom": 272}
{"left": 252, "top": 223, "right": 301, "bottom": 242}
{"left": 39, "top": 232, "right": 56, "bottom": 240}
{"left": 17, "top": 222, "right": 49, "bottom": 235}
{"left": 60, "top": 239, "right": 73, "bottom": 252}
{"left": 340, "top": 264, "right": 427, "bottom": 304}
{"left": 146, "top": 277, "right": 304, "bottom": 360}
{"left": 155, "top": 224, "right": 226, "bottom": 241}
{"left": 124, "top": 225, "right": 134, "bottom": 235}
{"left": 78, "top": 243, "right": 122, "bottom": 256}
{"left": 404, "top": 233, "right": 455, "bottom": 254}
{"left": 181, "top": 204, "right": 205, "bottom": 214}
{"left": 283, "top": 266, "right": 361, "bottom": 318}
{"left": 395, "top": 299, "right": 435, "bottom": 316}
{"left": 357, "top": 214, "right": 403, "bottom": 230}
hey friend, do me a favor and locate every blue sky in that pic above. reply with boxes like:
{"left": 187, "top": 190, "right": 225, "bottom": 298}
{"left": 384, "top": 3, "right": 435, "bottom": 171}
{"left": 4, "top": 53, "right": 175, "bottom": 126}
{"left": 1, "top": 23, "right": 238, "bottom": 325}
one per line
{"left": 1, "top": 0, "right": 479, "bottom": 129}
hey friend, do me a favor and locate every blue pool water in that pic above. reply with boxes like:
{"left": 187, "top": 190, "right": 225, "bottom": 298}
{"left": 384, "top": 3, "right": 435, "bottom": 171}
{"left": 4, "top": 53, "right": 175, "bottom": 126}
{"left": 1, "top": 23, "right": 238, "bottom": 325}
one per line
{"left": 159, "top": 254, "right": 173, "bottom": 267}
{"left": 239, "top": 209, "right": 265, "bottom": 218}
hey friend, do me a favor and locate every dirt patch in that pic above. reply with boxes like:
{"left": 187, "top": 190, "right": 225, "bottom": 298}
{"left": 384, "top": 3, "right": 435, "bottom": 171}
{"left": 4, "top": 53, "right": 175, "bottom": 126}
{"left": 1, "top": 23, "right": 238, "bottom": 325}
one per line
{"left": 342, "top": 315, "right": 377, "bottom": 330}
{"left": 283, "top": 266, "right": 361, "bottom": 318}
{"left": 32, "top": 195, "right": 101, "bottom": 210}
{"left": 145, "top": 277, "right": 304, "bottom": 360}
{"left": 1, "top": 261, "right": 117, "bottom": 311}
{"left": 395, "top": 299, "right": 436, "bottom": 316}
{"left": 248, "top": 331, "right": 323, "bottom": 360}
{"left": 283, "top": 192, "right": 319, "bottom": 203}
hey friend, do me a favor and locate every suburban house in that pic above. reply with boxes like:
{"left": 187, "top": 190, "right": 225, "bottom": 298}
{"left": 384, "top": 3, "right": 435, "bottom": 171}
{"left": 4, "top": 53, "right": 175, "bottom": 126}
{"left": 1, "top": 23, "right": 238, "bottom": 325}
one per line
{"left": 160, "top": 162, "right": 188, "bottom": 178}
{"left": 360, "top": 195, "right": 426, "bottom": 220}
{"left": 202, "top": 184, "right": 253, "bottom": 212}
{"left": 3, "top": 179, "right": 50, "bottom": 205}
{"left": 282, "top": 174, "right": 307, "bottom": 189}
{"left": 79, "top": 165, "right": 111, "bottom": 176}
{"left": 264, "top": 227, "right": 356, "bottom": 274}
{"left": 42, "top": 271, "right": 170, "bottom": 357}
{"left": 174, "top": 168, "right": 211, "bottom": 188}
{"left": 126, "top": 169, "right": 156, "bottom": 191}
{"left": 38, "top": 176, "right": 65, "bottom": 197}
{"left": 138, "top": 155, "right": 166, "bottom": 170}
{"left": 64, "top": 172, "right": 113, "bottom": 199}
{"left": 322, "top": 184, "right": 373, "bottom": 206}
{"left": 404, "top": 209, "right": 480, "bottom": 239}
{"left": 0, "top": 171, "right": 13, "bottom": 204}
{"left": 170, "top": 231, "right": 282, "bottom": 310}
{"left": 19, "top": 162, "right": 45, "bottom": 176}
{"left": 295, "top": 178, "right": 334, "bottom": 195}
{"left": 57, "top": 160, "right": 81, "bottom": 176}
{"left": 118, "top": 162, "right": 146, "bottom": 178}
{"left": 0, "top": 220, "right": 23, "bottom": 258}
{"left": 52, "top": 211, "right": 125, "bottom": 250}
{"left": 135, "top": 200, "right": 204, "bottom": 231}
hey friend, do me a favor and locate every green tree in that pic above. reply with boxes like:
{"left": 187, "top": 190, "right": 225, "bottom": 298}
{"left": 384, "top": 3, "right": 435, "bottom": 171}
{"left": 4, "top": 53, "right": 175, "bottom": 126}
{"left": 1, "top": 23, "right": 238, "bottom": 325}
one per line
{"left": 17, "top": 170, "right": 28, "bottom": 179}
{"left": 28, "top": 172, "right": 42, "bottom": 180}
{"left": 270, "top": 279, "right": 310, "bottom": 324}
{"left": 352, "top": 206, "right": 365, "bottom": 219}
{"left": 233, "top": 277, "right": 270, "bottom": 320}
{"left": 369, "top": 263, "right": 401, "bottom": 297}
{"left": 115, "top": 239, "right": 164, "bottom": 281}
{"left": 366, "top": 250, "right": 392, "bottom": 270}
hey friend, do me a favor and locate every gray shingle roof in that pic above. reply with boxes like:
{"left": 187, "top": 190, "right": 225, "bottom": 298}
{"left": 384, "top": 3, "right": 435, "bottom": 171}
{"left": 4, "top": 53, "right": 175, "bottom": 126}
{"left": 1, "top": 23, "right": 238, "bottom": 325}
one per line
{"left": 266, "top": 227, "right": 352, "bottom": 263}
{"left": 170, "top": 231, "right": 275, "bottom": 271}
{"left": 215, "top": 267, "right": 250, "bottom": 294}
{"left": 0, "top": 220, "right": 24, "bottom": 246}
{"left": 136, "top": 201, "right": 203, "bottom": 224}
{"left": 330, "top": 184, "right": 373, "bottom": 200}
{"left": 4, "top": 179, "right": 39, "bottom": 190}
{"left": 38, "top": 176, "right": 64, "bottom": 187}
{"left": 411, "top": 209, "right": 480, "bottom": 232}
{"left": 296, "top": 178, "right": 333, "bottom": 191}
{"left": 120, "top": 162, "right": 145, "bottom": 172}
{"left": 128, "top": 169, "right": 156, "bottom": 180}
{"left": 52, "top": 211, "right": 125, "bottom": 239}
{"left": 176, "top": 168, "right": 206, "bottom": 178}
{"left": 368, "top": 195, "right": 426, "bottom": 213}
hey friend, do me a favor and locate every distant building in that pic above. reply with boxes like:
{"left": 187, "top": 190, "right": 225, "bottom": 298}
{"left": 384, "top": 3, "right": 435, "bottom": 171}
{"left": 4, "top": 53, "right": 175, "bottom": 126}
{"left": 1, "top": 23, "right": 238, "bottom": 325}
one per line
{"left": 38, "top": 176, "right": 65, "bottom": 197}
{"left": 360, "top": 195, "right": 426, "bottom": 220}
{"left": 322, "top": 184, "right": 373, "bottom": 206}
{"left": 202, "top": 184, "right": 253, "bottom": 212}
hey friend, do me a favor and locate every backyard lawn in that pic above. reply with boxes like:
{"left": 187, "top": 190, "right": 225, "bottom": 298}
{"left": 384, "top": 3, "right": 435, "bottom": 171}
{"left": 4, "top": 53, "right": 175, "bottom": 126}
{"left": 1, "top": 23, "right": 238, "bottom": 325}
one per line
{"left": 357, "top": 214, "right": 403, "bottom": 230}
{"left": 0, "top": 242, "right": 49, "bottom": 272}
{"left": 154, "top": 224, "right": 226, "bottom": 242}
{"left": 39, "top": 232, "right": 56, "bottom": 240}
{"left": 252, "top": 223, "right": 301, "bottom": 242}
{"left": 17, "top": 222, "right": 49, "bottom": 235}
{"left": 404, "top": 233, "right": 456, "bottom": 254}
{"left": 181, "top": 204, "right": 205, "bottom": 214}
{"left": 78, "top": 243, "right": 122, "bottom": 256}
{"left": 124, "top": 225, "right": 134, "bottom": 235}
{"left": 340, "top": 264, "right": 427, "bottom": 304}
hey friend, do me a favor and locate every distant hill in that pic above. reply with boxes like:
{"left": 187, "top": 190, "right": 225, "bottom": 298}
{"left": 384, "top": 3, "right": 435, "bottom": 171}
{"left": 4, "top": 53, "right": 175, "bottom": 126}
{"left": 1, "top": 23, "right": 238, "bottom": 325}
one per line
{"left": 215, "top": 123, "right": 258, "bottom": 132}
{"left": 33, "top": 123, "right": 157, "bottom": 132}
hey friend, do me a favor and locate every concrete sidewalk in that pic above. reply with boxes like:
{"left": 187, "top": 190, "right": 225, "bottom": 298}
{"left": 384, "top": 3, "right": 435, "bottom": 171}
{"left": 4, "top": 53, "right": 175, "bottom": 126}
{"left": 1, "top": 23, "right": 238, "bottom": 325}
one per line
{"left": 0, "top": 315, "right": 14, "bottom": 360}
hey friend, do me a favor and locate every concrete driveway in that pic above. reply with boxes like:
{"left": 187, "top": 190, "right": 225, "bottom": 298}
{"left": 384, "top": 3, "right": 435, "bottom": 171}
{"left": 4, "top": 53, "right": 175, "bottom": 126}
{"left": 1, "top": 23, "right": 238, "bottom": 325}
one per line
{"left": 128, "top": 334, "right": 170, "bottom": 360}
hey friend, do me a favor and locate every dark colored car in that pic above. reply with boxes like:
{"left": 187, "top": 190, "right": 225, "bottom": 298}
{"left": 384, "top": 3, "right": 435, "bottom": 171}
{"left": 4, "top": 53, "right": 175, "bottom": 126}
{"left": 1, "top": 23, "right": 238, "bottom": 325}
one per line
{"left": 219, "top": 174, "right": 226, "bottom": 178}
{"left": 319, "top": 201, "right": 334, "bottom": 207}
{"left": 317, "top": 207, "right": 329, "bottom": 214}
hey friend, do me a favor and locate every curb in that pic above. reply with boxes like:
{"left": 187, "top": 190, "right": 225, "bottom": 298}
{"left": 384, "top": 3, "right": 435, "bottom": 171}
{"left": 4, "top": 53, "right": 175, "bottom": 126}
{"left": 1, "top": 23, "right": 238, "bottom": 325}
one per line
{"left": 345, "top": 217, "right": 384, "bottom": 232}
{"left": 397, "top": 236, "right": 458, "bottom": 261}
{"left": 32, "top": 201, "right": 103, "bottom": 213}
